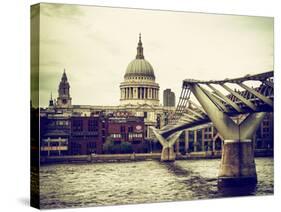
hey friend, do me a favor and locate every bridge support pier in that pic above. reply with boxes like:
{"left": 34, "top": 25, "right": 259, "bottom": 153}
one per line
{"left": 161, "top": 146, "right": 176, "bottom": 162}
{"left": 218, "top": 139, "right": 257, "bottom": 187}
{"left": 150, "top": 127, "right": 182, "bottom": 162}
{"left": 189, "top": 84, "right": 266, "bottom": 188}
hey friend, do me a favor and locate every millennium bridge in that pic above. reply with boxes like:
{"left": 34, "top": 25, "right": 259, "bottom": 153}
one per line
{"left": 151, "top": 70, "right": 273, "bottom": 187}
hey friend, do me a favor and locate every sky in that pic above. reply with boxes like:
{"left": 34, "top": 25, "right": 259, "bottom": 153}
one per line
{"left": 32, "top": 3, "right": 273, "bottom": 107}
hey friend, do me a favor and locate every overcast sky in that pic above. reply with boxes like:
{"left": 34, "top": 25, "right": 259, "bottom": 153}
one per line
{"left": 36, "top": 3, "right": 273, "bottom": 107}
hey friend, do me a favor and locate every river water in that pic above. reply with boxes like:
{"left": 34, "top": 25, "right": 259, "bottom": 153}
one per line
{"left": 40, "top": 157, "right": 273, "bottom": 209}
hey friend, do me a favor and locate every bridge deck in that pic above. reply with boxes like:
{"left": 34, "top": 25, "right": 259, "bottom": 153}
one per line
{"left": 160, "top": 71, "right": 274, "bottom": 138}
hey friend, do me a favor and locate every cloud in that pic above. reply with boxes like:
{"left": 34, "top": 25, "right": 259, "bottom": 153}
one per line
{"left": 35, "top": 4, "right": 273, "bottom": 107}
{"left": 40, "top": 3, "right": 84, "bottom": 19}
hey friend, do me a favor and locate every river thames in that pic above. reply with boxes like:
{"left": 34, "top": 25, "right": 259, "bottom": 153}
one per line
{"left": 40, "top": 157, "right": 273, "bottom": 209}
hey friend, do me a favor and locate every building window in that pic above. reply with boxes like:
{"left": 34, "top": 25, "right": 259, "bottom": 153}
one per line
{"left": 189, "top": 131, "right": 194, "bottom": 140}
{"left": 111, "top": 134, "right": 121, "bottom": 138}
{"left": 88, "top": 119, "right": 99, "bottom": 131}
{"left": 144, "top": 112, "right": 147, "bottom": 118}
{"left": 205, "top": 127, "right": 211, "bottom": 132}
{"left": 71, "top": 142, "right": 81, "bottom": 155}
{"left": 128, "top": 126, "right": 133, "bottom": 133}
{"left": 204, "top": 133, "right": 212, "bottom": 139}
{"left": 72, "top": 119, "right": 83, "bottom": 132}
{"left": 263, "top": 121, "right": 269, "bottom": 126}
{"left": 50, "top": 142, "right": 59, "bottom": 146}
{"left": 120, "top": 126, "right": 126, "bottom": 132}
{"left": 87, "top": 142, "right": 97, "bottom": 154}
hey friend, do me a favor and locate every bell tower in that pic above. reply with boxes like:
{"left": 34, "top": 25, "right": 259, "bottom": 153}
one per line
{"left": 49, "top": 92, "right": 54, "bottom": 107}
{"left": 57, "top": 69, "right": 72, "bottom": 108}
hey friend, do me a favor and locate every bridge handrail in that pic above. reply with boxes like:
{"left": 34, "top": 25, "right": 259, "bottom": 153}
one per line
{"left": 183, "top": 70, "right": 273, "bottom": 85}
{"left": 162, "top": 70, "right": 274, "bottom": 136}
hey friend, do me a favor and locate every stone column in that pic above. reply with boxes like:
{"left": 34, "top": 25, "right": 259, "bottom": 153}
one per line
{"left": 194, "top": 130, "right": 197, "bottom": 152}
{"left": 140, "top": 87, "right": 143, "bottom": 99}
{"left": 202, "top": 129, "right": 205, "bottom": 152}
{"left": 261, "top": 125, "right": 266, "bottom": 148}
{"left": 134, "top": 87, "right": 137, "bottom": 99}
{"left": 58, "top": 137, "right": 61, "bottom": 156}
{"left": 185, "top": 130, "right": 189, "bottom": 154}
{"left": 212, "top": 127, "right": 216, "bottom": 152}
{"left": 155, "top": 88, "right": 158, "bottom": 99}
{"left": 47, "top": 137, "right": 50, "bottom": 156}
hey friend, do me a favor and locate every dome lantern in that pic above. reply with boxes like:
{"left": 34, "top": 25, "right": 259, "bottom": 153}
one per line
{"left": 136, "top": 33, "right": 144, "bottom": 59}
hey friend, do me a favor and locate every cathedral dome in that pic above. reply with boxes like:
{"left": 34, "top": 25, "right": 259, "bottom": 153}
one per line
{"left": 120, "top": 34, "right": 159, "bottom": 106}
{"left": 125, "top": 59, "right": 155, "bottom": 80}
{"left": 124, "top": 34, "right": 155, "bottom": 80}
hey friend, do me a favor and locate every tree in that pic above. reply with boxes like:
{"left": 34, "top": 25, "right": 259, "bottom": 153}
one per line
{"left": 103, "top": 137, "right": 133, "bottom": 154}
{"left": 120, "top": 142, "right": 133, "bottom": 154}
{"left": 103, "top": 137, "right": 115, "bottom": 154}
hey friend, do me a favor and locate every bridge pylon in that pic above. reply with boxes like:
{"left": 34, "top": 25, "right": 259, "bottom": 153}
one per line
{"left": 189, "top": 83, "right": 266, "bottom": 187}
{"left": 151, "top": 127, "right": 182, "bottom": 162}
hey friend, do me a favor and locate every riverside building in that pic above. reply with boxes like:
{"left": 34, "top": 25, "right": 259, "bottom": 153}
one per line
{"left": 39, "top": 34, "right": 273, "bottom": 157}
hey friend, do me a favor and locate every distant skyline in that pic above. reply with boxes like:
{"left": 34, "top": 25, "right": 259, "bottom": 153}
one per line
{"left": 32, "top": 3, "right": 273, "bottom": 107}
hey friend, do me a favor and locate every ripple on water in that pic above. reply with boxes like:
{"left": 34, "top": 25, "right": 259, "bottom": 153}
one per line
{"left": 39, "top": 158, "right": 273, "bottom": 209}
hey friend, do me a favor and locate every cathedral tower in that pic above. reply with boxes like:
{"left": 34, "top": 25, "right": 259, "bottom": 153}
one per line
{"left": 57, "top": 69, "right": 72, "bottom": 108}
{"left": 120, "top": 34, "right": 160, "bottom": 106}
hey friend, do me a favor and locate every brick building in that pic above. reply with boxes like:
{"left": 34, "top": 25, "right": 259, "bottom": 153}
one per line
{"left": 39, "top": 67, "right": 273, "bottom": 157}
{"left": 40, "top": 112, "right": 70, "bottom": 156}
{"left": 175, "top": 113, "right": 273, "bottom": 155}
{"left": 107, "top": 112, "right": 146, "bottom": 153}
{"left": 69, "top": 113, "right": 106, "bottom": 155}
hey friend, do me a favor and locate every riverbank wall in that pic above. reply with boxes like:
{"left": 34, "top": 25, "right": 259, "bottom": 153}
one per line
{"left": 40, "top": 149, "right": 273, "bottom": 164}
